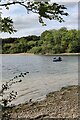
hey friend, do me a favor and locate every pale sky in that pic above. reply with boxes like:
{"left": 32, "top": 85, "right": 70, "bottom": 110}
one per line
{"left": 0, "top": 0, "right": 79, "bottom": 38}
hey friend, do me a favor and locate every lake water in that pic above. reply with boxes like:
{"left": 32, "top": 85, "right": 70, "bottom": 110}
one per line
{"left": 0, "top": 54, "right": 79, "bottom": 105}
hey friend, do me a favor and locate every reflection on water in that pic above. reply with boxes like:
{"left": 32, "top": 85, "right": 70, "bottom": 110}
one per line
{"left": 1, "top": 55, "right": 78, "bottom": 104}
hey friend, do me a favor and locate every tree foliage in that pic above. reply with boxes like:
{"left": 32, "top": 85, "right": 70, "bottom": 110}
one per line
{"left": 2, "top": 28, "right": 80, "bottom": 54}
{"left": 1, "top": 17, "right": 16, "bottom": 34}
{"left": 0, "top": 0, "right": 68, "bottom": 33}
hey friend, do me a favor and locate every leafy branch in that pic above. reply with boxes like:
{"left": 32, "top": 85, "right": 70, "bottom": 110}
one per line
{"left": 1, "top": 17, "right": 16, "bottom": 34}
{"left": 0, "top": 72, "right": 29, "bottom": 107}
{"left": 0, "top": 0, "right": 68, "bottom": 33}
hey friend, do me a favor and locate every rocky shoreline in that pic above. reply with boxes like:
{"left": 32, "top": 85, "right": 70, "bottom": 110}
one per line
{"left": 2, "top": 85, "right": 80, "bottom": 119}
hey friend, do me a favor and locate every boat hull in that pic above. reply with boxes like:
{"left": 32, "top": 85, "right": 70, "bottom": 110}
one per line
{"left": 53, "top": 59, "right": 62, "bottom": 62}
{"left": 53, "top": 57, "right": 62, "bottom": 62}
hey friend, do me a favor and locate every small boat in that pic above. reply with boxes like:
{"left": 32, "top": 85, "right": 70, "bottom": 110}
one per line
{"left": 53, "top": 57, "right": 62, "bottom": 62}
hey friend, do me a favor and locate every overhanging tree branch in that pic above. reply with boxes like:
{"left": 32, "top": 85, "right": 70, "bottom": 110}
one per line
{"left": 0, "top": 1, "right": 25, "bottom": 6}
{"left": 0, "top": 1, "right": 69, "bottom": 33}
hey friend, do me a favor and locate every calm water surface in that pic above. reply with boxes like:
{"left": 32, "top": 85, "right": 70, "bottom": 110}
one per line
{"left": 0, "top": 55, "right": 79, "bottom": 104}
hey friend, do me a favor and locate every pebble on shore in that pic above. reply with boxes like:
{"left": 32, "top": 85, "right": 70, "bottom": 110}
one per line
{"left": 1, "top": 85, "right": 80, "bottom": 119}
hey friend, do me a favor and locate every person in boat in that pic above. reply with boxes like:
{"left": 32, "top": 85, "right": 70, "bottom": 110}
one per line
{"left": 58, "top": 57, "right": 62, "bottom": 61}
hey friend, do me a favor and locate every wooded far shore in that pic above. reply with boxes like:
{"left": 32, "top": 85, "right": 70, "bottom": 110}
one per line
{"left": 1, "top": 27, "right": 80, "bottom": 54}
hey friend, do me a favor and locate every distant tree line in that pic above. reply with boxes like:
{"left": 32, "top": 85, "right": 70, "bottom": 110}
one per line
{"left": 2, "top": 27, "right": 80, "bottom": 54}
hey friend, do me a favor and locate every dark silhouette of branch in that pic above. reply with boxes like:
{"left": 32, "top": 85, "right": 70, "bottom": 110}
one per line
{"left": 0, "top": 1, "right": 38, "bottom": 13}
{"left": 0, "top": 72, "right": 29, "bottom": 107}
{"left": 0, "top": 1, "right": 25, "bottom": 6}
{"left": 0, "top": 1, "right": 68, "bottom": 33}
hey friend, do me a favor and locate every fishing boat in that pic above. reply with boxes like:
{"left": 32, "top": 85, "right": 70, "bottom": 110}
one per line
{"left": 53, "top": 57, "right": 62, "bottom": 62}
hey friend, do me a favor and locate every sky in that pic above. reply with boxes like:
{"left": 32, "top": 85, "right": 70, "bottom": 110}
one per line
{"left": 0, "top": 0, "right": 79, "bottom": 38}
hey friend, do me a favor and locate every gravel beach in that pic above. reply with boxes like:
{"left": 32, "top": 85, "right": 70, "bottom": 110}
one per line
{"left": 1, "top": 85, "right": 80, "bottom": 119}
